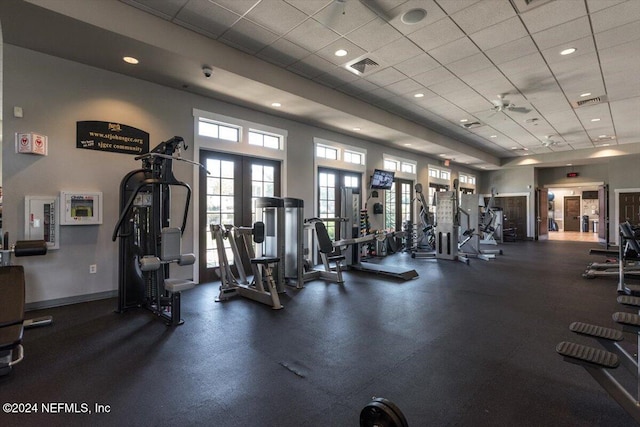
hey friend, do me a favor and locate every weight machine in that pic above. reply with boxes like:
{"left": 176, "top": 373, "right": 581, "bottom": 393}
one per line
{"left": 0, "top": 234, "right": 50, "bottom": 376}
{"left": 211, "top": 222, "right": 283, "bottom": 309}
{"left": 112, "top": 136, "right": 202, "bottom": 326}
{"left": 479, "top": 188, "right": 502, "bottom": 245}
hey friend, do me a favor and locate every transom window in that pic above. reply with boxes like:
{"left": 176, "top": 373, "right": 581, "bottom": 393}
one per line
{"left": 198, "top": 119, "right": 240, "bottom": 142}
{"left": 429, "top": 166, "right": 451, "bottom": 180}
{"left": 316, "top": 145, "right": 338, "bottom": 160}
{"left": 249, "top": 130, "right": 281, "bottom": 149}
{"left": 344, "top": 150, "right": 363, "bottom": 165}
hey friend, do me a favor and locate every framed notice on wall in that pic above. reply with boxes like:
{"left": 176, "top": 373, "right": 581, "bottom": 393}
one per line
{"left": 76, "top": 121, "right": 149, "bottom": 155}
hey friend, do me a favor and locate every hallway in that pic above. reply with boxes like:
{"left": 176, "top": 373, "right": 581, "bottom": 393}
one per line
{"left": 547, "top": 230, "right": 599, "bottom": 242}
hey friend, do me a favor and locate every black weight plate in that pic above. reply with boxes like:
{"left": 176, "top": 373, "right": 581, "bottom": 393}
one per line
{"left": 360, "top": 398, "right": 408, "bottom": 427}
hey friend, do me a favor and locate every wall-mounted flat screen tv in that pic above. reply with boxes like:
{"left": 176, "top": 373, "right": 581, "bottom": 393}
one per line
{"left": 370, "top": 169, "right": 395, "bottom": 190}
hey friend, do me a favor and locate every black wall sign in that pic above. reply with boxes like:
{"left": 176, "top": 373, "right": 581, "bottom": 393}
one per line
{"left": 77, "top": 121, "right": 149, "bottom": 155}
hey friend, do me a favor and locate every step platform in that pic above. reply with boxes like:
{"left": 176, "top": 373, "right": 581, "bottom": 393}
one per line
{"left": 618, "top": 295, "right": 640, "bottom": 308}
{"left": 556, "top": 341, "right": 619, "bottom": 369}
{"left": 569, "top": 322, "right": 623, "bottom": 341}
{"left": 613, "top": 311, "right": 640, "bottom": 329}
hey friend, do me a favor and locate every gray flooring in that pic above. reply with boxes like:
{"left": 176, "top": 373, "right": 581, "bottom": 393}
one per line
{"left": 0, "top": 240, "right": 637, "bottom": 426}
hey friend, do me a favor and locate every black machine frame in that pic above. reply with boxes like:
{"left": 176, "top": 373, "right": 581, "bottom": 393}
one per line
{"left": 112, "top": 136, "right": 198, "bottom": 325}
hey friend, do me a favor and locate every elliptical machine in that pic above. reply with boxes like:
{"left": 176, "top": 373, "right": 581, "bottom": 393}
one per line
{"left": 112, "top": 136, "right": 203, "bottom": 326}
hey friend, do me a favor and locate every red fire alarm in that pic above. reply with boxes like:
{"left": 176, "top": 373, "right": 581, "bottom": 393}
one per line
{"left": 566, "top": 172, "right": 579, "bottom": 178}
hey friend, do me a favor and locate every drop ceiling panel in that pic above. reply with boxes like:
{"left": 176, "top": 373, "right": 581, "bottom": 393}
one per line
{"left": 370, "top": 36, "right": 425, "bottom": 66}
{"left": 315, "top": 38, "right": 367, "bottom": 65}
{"left": 468, "top": 17, "right": 529, "bottom": 51}
{"left": 449, "top": 0, "right": 517, "bottom": 34}
{"left": 313, "top": 0, "right": 377, "bottom": 35}
{"left": 530, "top": 17, "right": 592, "bottom": 51}
{"left": 519, "top": 0, "right": 588, "bottom": 34}
{"left": 434, "top": 0, "right": 481, "bottom": 15}
{"left": 407, "top": 17, "right": 465, "bottom": 52}
{"left": 365, "top": 67, "right": 407, "bottom": 87}
{"left": 244, "top": 0, "right": 308, "bottom": 35}
{"left": 210, "top": 0, "right": 261, "bottom": 15}
{"left": 594, "top": 21, "right": 640, "bottom": 50}
{"left": 412, "top": 67, "right": 456, "bottom": 87}
{"left": 591, "top": 0, "right": 640, "bottom": 33}
{"left": 121, "top": 0, "right": 188, "bottom": 19}
{"left": 446, "top": 53, "right": 494, "bottom": 77}
{"left": 343, "top": 18, "right": 402, "bottom": 52}
{"left": 483, "top": 36, "right": 539, "bottom": 65}
{"left": 256, "top": 38, "right": 311, "bottom": 67}
{"left": 428, "top": 37, "right": 480, "bottom": 65}
{"left": 174, "top": 0, "right": 241, "bottom": 38}
{"left": 586, "top": 0, "right": 627, "bottom": 14}
{"left": 283, "top": 0, "right": 332, "bottom": 16}
{"left": 392, "top": 54, "right": 440, "bottom": 77}
{"left": 288, "top": 53, "right": 336, "bottom": 78}
{"left": 284, "top": 18, "right": 340, "bottom": 51}
{"left": 220, "top": 19, "right": 278, "bottom": 54}
{"left": 384, "top": 78, "right": 425, "bottom": 96}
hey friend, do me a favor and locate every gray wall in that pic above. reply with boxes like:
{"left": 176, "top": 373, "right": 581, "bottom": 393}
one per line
{"left": 482, "top": 155, "right": 640, "bottom": 240}
{"left": 4, "top": 44, "right": 479, "bottom": 306}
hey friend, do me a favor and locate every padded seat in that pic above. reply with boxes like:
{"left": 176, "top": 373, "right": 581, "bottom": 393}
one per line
{"left": 164, "top": 278, "right": 195, "bottom": 293}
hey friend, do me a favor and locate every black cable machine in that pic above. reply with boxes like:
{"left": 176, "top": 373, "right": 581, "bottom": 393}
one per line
{"left": 112, "top": 136, "right": 202, "bottom": 326}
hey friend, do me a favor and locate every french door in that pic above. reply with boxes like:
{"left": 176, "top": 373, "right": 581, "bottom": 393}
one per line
{"left": 199, "top": 150, "right": 281, "bottom": 282}
{"left": 384, "top": 178, "right": 413, "bottom": 232}
{"left": 317, "top": 167, "right": 361, "bottom": 241}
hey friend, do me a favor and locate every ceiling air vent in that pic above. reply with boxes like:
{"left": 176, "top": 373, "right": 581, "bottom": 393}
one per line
{"left": 571, "top": 94, "right": 608, "bottom": 109}
{"left": 347, "top": 58, "right": 379, "bottom": 75}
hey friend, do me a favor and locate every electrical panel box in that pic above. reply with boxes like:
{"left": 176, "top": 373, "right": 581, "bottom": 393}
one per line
{"left": 25, "top": 196, "right": 59, "bottom": 249}
{"left": 60, "top": 191, "right": 103, "bottom": 225}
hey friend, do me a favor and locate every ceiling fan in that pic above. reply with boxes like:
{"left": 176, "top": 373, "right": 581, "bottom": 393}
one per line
{"left": 490, "top": 94, "right": 531, "bottom": 114}
{"left": 542, "top": 135, "right": 562, "bottom": 147}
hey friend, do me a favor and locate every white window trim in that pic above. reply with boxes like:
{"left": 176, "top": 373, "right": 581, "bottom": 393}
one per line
{"left": 428, "top": 164, "right": 451, "bottom": 185}
{"left": 383, "top": 154, "right": 416, "bottom": 180}
{"left": 313, "top": 137, "right": 367, "bottom": 173}
{"left": 192, "top": 108, "right": 288, "bottom": 283}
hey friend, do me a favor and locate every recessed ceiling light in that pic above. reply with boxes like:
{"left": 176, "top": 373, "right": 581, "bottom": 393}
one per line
{"left": 271, "top": 102, "right": 282, "bottom": 107}
{"left": 566, "top": 163, "right": 572, "bottom": 166}
{"left": 439, "top": 154, "right": 447, "bottom": 157}
{"left": 522, "top": 148, "right": 529, "bottom": 151}
{"left": 335, "top": 49, "right": 348, "bottom": 57}
{"left": 560, "top": 47, "right": 577, "bottom": 55}
{"left": 460, "top": 119, "right": 468, "bottom": 123}
{"left": 403, "top": 143, "right": 412, "bottom": 146}
{"left": 490, "top": 135, "right": 497, "bottom": 138}
{"left": 414, "top": 93, "right": 424, "bottom": 98}
{"left": 598, "top": 134, "right": 607, "bottom": 138}
{"left": 580, "top": 92, "right": 591, "bottom": 97}
{"left": 123, "top": 56, "right": 139, "bottom": 64}
{"left": 511, "top": 147, "right": 518, "bottom": 150}
{"left": 353, "top": 127, "right": 361, "bottom": 131}
{"left": 401, "top": 8, "right": 427, "bottom": 25}
{"left": 590, "top": 118, "right": 601, "bottom": 122}
{"left": 600, "top": 143, "right": 610, "bottom": 147}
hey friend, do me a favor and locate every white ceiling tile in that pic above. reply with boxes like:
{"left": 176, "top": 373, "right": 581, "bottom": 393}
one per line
{"left": 446, "top": 89, "right": 492, "bottom": 113}
{"left": 121, "top": 0, "right": 188, "bottom": 19}
{"left": 371, "top": 37, "right": 425, "bottom": 66}
{"left": 211, "top": 0, "right": 260, "bottom": 15}
{"left": 498, "top": 52, "right": 548, "bottom": 78}
{"left": 315, "top": 38, "right": 367, "bottom": 66}
{"left": 221, "top": 19, "right": 278, "bottom": 53}
{"left": 393, "top": 54, "right": 440, "bottom": 77}
{"left": 245, "top": 0, "right": 309, "bottom": 35}
{"left": 484, "top": 36, "right": 538, "bottom": 65}
{"left": 450, "top": 0, "right": 517, "bottom": 34}
{"left": 257, "top": 38, "right": 312, "bottom": 66}
{"left": 469, "top": 17, "right": 528, "bottom": 51}
{"left": 175, "top": 0, "right": 241, "bottom": 38}
{"left": 595, "top": 20, "right": 640, "bottom": 50}
{"left": 365, "top": 67, "right": 407, "bottom": 87}
{"left": 434, "top": 0, "right": 481, "bottom": 15}
{"left": 586, "top": 0, "right": 627, "bottom": 13}
{"left": 283, "top": 0, "right": 333, "bottom": 16}
{"left": 591, "top": 0, "right": 640, "bottom": 33}
{"left": 429, "top": 77, "right": 468, "bottom": 95}
{"left": 446, "top": 53, "right": 494, "bottom": 77}
{"left": 520, "top": 0, "right": 587, "bottom": 34}
{"left": 287, "top": 53, "right": 337, "bottom": 78}
{"left": 345, "top": 18, "right": 403, "bottom": 52}
{"left": 530, "top": 17, "right": 592, "bottom": 51}
{"left": 412, "top": 66, "right": 456, "bottom": 87}
{"left": 428, "top": 37, "right": 480, "bottom": 65}
{"left": 459, "top": 66, "right": 507, "bottom": 86}
{"left": 471, "top": 76, "right": 517, "bottom": 99}
{"left": 313, "top": 0, "right": 377, "bottom": 35}
{"left": 284, "top": 18, "right": 340, "bottom": 51}
{"left": 541, "top": 36, "right": 597, "bottom": 66}
{"left": 407, "top": 17, "right": 465, "bottom": 51}
{"left": 316, "top": 66, "right": 361, "bottom": 87}
{"left": 384, "top": 78, "right": 425, "bottom": 96}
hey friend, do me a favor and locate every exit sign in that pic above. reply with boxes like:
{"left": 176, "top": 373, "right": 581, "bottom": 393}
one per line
{"left": 567, "top": 172, "right": 579, "bottom": 178}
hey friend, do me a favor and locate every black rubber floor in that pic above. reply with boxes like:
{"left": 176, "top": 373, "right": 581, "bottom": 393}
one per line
{"left": 0, "top": 240, "right": 637, "bottom": 426}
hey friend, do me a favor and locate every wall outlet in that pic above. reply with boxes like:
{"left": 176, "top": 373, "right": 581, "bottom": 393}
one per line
{"left": 89, "top": 264, "right": 97, "bottom": 274}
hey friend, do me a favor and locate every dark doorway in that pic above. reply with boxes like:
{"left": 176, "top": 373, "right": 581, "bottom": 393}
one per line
{"left": 493, "top": 196, "right": 527, "bottom": 240}
{"left": 619, "top": 192, "right": 640, "bottom": 225}
{"left": 564, "top": 196, "right": 581, "bottom": 231}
